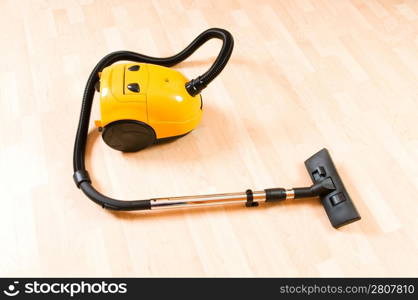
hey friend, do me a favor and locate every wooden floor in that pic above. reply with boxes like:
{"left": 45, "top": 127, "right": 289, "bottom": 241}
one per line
{"left": 1, "top": 0, "right": 417, "bottom": 277}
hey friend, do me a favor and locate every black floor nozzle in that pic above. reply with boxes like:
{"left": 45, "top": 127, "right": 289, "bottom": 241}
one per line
{"left": 304, "top": 148, "right": 361, "bottom": 228}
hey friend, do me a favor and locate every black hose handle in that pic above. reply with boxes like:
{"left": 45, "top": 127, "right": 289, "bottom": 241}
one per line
{"left": 73, "top": 28, "right": 234, "bottom": 210}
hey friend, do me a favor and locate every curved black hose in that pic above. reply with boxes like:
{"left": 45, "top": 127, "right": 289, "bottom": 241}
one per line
{"left": 73, "top": 28, "right": 233, "bottom": 210}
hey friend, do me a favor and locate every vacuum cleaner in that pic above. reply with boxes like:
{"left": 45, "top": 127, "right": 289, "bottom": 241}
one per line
{"left": 73, "top": 28, "right": 360, "bottom": 228}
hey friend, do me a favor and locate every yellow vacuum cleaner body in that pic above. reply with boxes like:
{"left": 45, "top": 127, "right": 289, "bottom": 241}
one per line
{"left": 96, "top": 63, "right": 203, "bottom": 152}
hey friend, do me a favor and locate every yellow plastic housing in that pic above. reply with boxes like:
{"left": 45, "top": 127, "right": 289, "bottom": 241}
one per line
{"left": 97, "top": 63, "right": 202, "bottom": 139}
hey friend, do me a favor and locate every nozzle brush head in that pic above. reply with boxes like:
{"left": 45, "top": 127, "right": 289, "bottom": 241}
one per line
{"left": 304, "top": 148, "right": 361, "bottom": 228}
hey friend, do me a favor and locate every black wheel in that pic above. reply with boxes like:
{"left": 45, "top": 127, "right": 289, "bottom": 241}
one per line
{"left": 102, "top": 120, "right": 156, "bottom": 152}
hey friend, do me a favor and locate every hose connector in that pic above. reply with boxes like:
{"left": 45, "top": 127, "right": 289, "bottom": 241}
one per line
{"left": 73, "top": 170, "right": 91, "bottom": 188}
{"left": 185, "top": 76, "right": 207, "bottom": 96}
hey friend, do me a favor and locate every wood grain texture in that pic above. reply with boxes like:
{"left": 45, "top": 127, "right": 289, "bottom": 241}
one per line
{"left": 1, "top": 0, "right": 417, "bottom": 277}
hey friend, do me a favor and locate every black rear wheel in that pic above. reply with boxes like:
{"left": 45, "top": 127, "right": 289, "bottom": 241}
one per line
{"left": 102, "top": 120, "right": 156, "bottom": 152}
